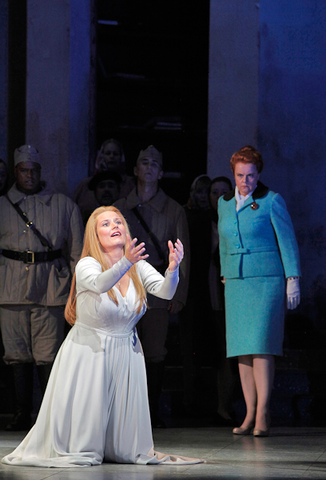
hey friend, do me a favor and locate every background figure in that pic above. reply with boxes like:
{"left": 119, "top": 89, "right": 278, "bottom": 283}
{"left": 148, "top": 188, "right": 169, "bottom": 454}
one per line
{"left": 186, "top": 174, "right": 211, "bottom": 210}
{"left": 115, "top": 145, "right": 190, "bottom": 428}
{"left": 218, "top": 145, "right": 301, "bottom": 437}
{"left": 209, "top": 176, "right": 238, "bottom": 425}
{"left": 80, "top": 170, "right": 122, "bottom": 225}
{"left": 0, "top": 159, "right": 9, "bottom": 394}
{"left": 0, "top": 159, "right": 8, "bottom": 196}
{"left": 179, "top": 175, "right": 212, "bottom": 414}
{"left": 0, "top": 145, "right": 84, "bottom": 431}
{"left": 73, "top": 138, "right": 134, "bottom": 219}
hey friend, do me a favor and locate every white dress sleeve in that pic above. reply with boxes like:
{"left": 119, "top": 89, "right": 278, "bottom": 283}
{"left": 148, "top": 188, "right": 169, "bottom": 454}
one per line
{"left": 76, "top": 256, "right": 133, "bottom": 294}
{"left": 137, "top": 260, "right": 179, "bottom": 300}
{"left": 76, "top": 256, "right": 179, "bottom": 300}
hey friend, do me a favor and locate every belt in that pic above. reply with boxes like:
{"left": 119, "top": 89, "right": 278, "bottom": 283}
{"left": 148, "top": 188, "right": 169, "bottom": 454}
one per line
{"left": 1, "top": 249, "right": 62, "bottom": 264}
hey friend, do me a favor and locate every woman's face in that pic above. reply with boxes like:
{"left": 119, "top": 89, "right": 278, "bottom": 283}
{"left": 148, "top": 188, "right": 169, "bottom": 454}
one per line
{"left": 192, "top": 184, "right": 210, "bottom": 209}
{"left": 96, "top": 211, "right": 126, "bottom": 252}
{"left": 210, "top": 181, "right": 231, "bottom": 210}
{"left": 98, "top": 142, "right": 122, "bottom": 171}
{"left": 234, "top": 162, "right": 260, "bottom": 196}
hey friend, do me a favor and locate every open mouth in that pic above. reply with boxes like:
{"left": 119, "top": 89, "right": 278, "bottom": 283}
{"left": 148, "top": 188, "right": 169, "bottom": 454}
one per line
{"left": 111, "top": 232, "right": 121, "bottom": 237}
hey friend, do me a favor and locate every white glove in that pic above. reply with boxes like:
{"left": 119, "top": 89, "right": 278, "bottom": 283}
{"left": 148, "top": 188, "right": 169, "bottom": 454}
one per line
{"left": 286, "top": 277, "right": 300, "bottom": 310}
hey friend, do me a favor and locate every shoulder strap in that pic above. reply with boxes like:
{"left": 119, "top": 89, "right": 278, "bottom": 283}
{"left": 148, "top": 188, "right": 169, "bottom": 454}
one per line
{"left": 5, "top": 194, "right": 53, "bottom": 251}
{"left": 131, "top": 206, "right": 166, "bottom": 263}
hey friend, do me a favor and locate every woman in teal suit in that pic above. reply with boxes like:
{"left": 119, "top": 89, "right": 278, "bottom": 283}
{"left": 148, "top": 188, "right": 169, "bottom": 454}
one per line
{"left": 218, "top": 146, "right": 301, "bottom": 437}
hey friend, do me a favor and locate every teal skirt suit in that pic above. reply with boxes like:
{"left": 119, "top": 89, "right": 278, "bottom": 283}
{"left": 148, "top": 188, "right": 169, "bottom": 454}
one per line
{"left": 218, "top": 182, "right": 301, "bottom": 358}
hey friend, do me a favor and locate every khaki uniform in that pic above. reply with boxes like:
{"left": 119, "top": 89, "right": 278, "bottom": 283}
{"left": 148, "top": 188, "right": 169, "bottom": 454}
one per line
{"left": 0, "top": 182, "right": 84, "bottom": 363}
{"left": 115, "top": 187, "right": 190, "bottom": 360}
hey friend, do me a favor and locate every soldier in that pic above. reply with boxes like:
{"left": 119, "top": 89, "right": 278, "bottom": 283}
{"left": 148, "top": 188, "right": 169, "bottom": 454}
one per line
{"left": 115, "top": 145, "right": 190, "bottom": 427}
{"left": 0, "top": 145, "right": 84, "bottom": 431}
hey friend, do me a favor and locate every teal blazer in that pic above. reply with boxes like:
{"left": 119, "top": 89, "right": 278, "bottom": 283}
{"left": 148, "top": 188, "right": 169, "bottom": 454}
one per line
{"left": 218, "top": 182, "right": 301, "bottom": 279}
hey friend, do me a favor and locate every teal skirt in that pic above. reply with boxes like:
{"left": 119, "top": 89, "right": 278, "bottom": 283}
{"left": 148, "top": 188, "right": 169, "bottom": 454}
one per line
{"left": 225, "top": 276, "right": 285, "bottom": 358}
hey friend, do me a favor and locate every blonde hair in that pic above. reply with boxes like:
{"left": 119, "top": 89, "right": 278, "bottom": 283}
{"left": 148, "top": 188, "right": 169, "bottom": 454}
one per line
{"left": 65, "top": 206, "right": 146, "bottom": 325}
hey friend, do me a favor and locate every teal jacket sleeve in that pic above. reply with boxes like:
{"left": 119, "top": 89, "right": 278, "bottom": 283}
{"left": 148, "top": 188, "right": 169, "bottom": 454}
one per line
{"left": 270, "top": 193, "right": 301, "bottom": 278}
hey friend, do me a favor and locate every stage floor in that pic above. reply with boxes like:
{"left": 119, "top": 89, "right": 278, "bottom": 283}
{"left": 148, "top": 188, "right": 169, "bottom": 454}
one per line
{"left": 1, "top": 426, "right": 326, "bottom": 479}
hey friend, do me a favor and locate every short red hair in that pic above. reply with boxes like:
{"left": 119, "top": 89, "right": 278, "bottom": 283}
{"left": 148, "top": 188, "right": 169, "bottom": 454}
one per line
{"left": 230, "top": 145, "right": 264, "bottom": 174}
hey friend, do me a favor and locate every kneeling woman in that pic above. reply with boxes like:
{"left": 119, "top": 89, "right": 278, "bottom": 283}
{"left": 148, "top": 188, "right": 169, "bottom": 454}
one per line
{"left": 218, "top": 146, "right": 301, "bottom": 437}
{"left": 2, "top": 206, "right": 203, "bottom": 467}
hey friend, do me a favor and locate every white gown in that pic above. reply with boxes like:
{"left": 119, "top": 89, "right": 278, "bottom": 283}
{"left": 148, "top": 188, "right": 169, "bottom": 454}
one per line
{"left": 2, "top": 256, "right": 203, "bottom": 468}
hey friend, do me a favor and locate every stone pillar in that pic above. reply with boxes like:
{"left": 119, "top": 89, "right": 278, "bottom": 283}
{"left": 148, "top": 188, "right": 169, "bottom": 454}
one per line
{"left": 0, "top": 1, "right": 9, "bottom": 163}
{"left": 26, "top": 0, "right": 96, "bottom": 196}
{"left": 1, "top": 0, "right": 27, "bottom": 178}
{"left": 207, "top": 0, "right": 260, "bottom": 180}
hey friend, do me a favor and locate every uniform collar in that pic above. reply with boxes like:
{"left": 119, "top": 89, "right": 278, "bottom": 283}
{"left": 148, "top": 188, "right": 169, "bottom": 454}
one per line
{"left": 125, "top": 187, "right": 167, "bottom": 213}
{"left": 7, "top": 182, "right": 54, "bottom": 205}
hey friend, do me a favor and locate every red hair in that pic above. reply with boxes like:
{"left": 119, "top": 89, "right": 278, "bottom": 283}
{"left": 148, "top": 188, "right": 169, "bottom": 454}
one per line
{"left": 230, "top": 145, "right": 264, "bottom": 174}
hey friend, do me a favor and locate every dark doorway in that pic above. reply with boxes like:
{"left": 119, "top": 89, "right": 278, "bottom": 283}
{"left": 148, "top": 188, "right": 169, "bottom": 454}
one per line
{"left": 96, "top": 1, "right": 209, "bottom": 204}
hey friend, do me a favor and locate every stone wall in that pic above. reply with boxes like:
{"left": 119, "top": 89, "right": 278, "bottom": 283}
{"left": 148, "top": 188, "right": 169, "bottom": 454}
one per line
{"left": 208, "top": 0, "right": 326, "bottom": 333}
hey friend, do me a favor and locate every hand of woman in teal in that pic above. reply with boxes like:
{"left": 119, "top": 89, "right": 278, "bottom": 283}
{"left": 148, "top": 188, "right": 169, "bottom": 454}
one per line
{"left": 286, "top": 277, "right": 300, "bottom": 309}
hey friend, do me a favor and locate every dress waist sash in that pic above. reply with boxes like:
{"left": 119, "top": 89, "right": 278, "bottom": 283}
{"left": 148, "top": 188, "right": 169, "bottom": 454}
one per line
{"left": 75, "top": 321, "right": 135, "bottom": 338}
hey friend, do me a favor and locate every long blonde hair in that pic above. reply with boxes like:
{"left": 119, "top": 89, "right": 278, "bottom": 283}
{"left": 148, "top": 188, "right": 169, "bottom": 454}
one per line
{"left": 65, "top": 206, "right": 147, "bottom": 325}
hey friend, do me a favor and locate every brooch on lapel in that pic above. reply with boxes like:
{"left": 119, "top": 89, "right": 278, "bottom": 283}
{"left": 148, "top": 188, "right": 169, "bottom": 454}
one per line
{"left": 250, "top": 202, "right": 259, "bottom": 210}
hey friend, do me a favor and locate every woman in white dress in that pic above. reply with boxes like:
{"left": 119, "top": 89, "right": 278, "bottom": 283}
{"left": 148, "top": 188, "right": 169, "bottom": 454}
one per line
{"left": 2, "top": 206, "right": 203, "bottom": 468}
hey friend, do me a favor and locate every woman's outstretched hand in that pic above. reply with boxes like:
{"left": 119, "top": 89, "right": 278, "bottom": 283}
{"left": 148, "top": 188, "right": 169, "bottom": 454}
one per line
{"left": 125, "top": 234, "right": 149, "bottom": 264}
{"left": 168, "top": 239, "right": 184, "bottom": 272}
